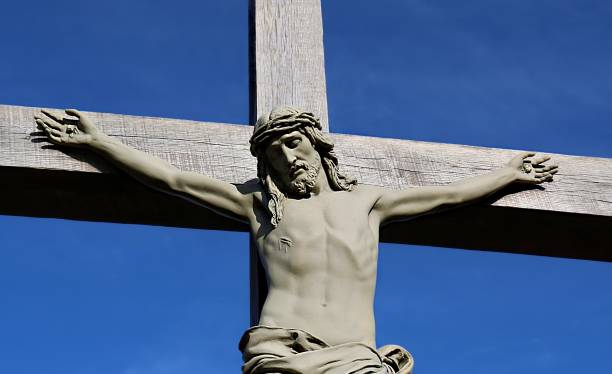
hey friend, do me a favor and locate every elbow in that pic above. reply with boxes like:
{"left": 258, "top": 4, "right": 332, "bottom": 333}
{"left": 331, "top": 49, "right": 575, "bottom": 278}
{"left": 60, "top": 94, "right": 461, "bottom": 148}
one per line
{"left": 445, "top": 189, "right": 466, "bottom": 206}
{"left": 163, "top": 169, "right": 183, "bottom": 192}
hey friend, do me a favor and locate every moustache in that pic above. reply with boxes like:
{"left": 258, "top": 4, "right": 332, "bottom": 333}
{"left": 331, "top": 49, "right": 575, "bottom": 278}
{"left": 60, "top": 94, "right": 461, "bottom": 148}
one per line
{"left": 289, "top": 160, "right": 310, "bottom": 175}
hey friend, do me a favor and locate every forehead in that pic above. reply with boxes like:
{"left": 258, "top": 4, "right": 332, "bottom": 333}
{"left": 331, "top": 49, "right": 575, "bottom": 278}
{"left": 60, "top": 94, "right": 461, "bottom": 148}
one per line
{"left": 267, "top": 130, "right": 304, "bottom": 147}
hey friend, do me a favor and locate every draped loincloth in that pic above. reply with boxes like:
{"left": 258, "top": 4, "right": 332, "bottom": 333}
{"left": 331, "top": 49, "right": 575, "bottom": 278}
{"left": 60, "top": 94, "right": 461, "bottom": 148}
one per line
{"left": 239, "top": 326, "right": 413, "bottom": 374}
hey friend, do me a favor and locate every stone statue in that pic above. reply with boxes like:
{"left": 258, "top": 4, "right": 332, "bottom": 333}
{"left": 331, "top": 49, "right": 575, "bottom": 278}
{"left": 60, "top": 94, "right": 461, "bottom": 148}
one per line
{"left": 35, "top": 107, "right": 558, "bottom": 373}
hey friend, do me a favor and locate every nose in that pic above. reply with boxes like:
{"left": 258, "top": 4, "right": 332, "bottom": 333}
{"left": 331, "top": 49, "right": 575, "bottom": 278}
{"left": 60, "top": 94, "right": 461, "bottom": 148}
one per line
{"left": 281, "top": 146, "right": 297, "bottom": 166}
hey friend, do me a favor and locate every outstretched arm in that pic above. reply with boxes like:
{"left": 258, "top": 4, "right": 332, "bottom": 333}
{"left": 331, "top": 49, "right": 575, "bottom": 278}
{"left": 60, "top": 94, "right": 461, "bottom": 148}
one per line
{"left": 372, "top": 152, "right": 558, "bottom": 223}
{"left": 35, "top": 109, "right": 251, "bottom": 222}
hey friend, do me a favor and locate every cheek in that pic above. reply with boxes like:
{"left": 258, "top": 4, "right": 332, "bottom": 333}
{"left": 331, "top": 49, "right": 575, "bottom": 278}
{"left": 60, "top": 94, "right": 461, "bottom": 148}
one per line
{"left": 306, "top": 151, "right": 321, "bottom": 166}
{"left": 296, "top": 142, "right": 316, "bottom": 159}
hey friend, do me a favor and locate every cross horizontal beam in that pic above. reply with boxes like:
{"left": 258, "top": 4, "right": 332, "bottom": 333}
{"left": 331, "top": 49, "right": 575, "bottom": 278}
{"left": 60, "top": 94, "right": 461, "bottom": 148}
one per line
{"left": 1, "top": 104, "right": 611, "bottom": 260}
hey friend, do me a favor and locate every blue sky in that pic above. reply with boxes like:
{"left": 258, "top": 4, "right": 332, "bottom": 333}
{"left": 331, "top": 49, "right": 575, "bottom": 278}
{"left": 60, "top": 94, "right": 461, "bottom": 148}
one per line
{"left": 1, "top": 1, "right": 611, "bottom": 373}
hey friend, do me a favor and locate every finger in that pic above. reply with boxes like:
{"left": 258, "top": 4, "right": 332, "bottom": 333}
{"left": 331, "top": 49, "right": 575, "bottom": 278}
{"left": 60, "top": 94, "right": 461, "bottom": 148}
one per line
{"left": 41, "top": 109, "right": 64, "bottom": 123}
{"left": 36, "top": 119, "right": 52, "bottom": 133}
{"left": 36, "top": 114, "right": 61, "bottom": 128}
{"left": 39, "top": 117, "right": 63, "bottom": 131}
{"left": 35, "top": 118, "right": 45, "bottom": 130}
{"left": 539, "top": 165, "right": 558, "bottom": 172}
{"left": 64, "top": 109, "right": 81, "bottom": 118}
{"left": 35, "top": 118, "right": 58, "bottom": 132}
{"left": 41, "top": 123, "right": 62, "bottom": 138}
{"left": 47, "top": 131, "right": 62, "bottom": 143}
{"left": 537, "top": 174, "right": 554, "bottom": 182}
{"left": 534, "top": 165, "right": 557, "bottom": 173}
{"left": 519, "top": 152, "right": 536, "bottom": 161}
{"left": 533, "top": 163, "right": 556, "bottom": 170}
{"left": 532, "top": 155, "right": 551, "bottom": 165}
{"left": 535, "top": 169, "right": 558, "bottom": 178}
{"left": 40, "top": 125, "right": 63, "bottom": 144}
{"left": 43, "top": 109, "right": 79, "bottom": 127}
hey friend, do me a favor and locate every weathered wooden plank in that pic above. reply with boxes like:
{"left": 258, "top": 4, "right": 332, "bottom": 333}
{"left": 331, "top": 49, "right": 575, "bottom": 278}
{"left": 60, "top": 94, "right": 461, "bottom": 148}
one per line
{"left": 249, "top": 0, "right": 329, "bottom": 131}
{"left": 1, "top": 104, "right": 611, "bottom": 260}
{"left": 1, "top": 104, "right": 253, "bottom": 232}
{"left": 249, "top": 0, "right": 331, "bottom": 324}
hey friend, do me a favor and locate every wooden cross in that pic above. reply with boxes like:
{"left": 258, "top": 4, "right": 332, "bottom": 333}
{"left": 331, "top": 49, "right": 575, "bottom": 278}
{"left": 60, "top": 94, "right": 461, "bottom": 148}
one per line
{"left": 1, "top": 0, "right": 611, "bottom": 328}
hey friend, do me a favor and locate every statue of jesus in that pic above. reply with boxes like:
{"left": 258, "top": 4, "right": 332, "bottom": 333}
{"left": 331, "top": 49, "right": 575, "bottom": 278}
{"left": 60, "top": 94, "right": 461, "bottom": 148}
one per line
{"left": 35, "top": 106, "right": 557, "bottom": 373}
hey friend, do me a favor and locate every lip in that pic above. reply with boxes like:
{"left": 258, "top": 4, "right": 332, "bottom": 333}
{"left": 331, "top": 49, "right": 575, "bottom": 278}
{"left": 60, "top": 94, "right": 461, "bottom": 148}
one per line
{"left": 290, "top": 168, "right": 305, "bottom": 177}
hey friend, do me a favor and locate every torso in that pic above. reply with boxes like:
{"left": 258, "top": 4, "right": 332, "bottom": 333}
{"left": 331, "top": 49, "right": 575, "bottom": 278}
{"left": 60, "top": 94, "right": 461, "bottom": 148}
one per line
{"left": 247, "top": 185, "right": 383, "bottom": 347}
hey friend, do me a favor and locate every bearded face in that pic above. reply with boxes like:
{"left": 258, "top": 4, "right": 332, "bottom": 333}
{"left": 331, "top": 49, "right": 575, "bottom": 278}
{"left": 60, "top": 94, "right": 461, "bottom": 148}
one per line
{"left": 287, "top": 152, "right": 321, "bottom": 195}
{"left": 262, "top": 130, "right": 324, "bottom": 197}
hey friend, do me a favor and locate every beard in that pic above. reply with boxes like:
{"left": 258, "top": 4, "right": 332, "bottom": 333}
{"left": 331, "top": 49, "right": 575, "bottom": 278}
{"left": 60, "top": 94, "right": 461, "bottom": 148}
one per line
{"left": 288, "top": 153, "right": 321, "bottom": 196}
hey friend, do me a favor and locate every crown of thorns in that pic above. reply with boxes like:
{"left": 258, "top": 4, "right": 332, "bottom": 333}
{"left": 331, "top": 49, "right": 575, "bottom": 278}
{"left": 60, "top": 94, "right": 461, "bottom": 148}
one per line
{"left": 249, "top": 108, "right": 321, "bottom": 157}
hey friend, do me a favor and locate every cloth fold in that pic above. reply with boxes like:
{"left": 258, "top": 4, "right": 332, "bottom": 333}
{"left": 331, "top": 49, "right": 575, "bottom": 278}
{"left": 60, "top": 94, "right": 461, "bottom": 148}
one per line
{"left": 239, "top": 326, "right": 413, "bottom": 374}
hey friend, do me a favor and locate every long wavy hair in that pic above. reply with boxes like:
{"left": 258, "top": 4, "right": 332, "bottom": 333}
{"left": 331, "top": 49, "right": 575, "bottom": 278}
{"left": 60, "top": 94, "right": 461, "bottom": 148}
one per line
{"left": 255, "top": 125, "right": 357, "bottom": 227}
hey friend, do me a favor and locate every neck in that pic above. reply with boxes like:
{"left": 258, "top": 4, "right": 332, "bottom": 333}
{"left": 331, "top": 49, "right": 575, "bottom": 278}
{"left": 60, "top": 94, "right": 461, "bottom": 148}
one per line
{"left": 310, "top": 166, "right": 332, "bottom": 195}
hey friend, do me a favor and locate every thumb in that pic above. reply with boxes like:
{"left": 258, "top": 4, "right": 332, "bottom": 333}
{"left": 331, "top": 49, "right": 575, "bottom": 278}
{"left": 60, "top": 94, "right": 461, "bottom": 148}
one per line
{"left": 65, "top": 109, "right": 81, "bottom": 118}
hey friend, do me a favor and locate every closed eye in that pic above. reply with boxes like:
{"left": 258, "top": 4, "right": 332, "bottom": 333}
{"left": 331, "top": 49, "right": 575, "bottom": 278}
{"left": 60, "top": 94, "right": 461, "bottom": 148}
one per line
{"left": 286, "top": 138, "right": 301, "bottom": 148}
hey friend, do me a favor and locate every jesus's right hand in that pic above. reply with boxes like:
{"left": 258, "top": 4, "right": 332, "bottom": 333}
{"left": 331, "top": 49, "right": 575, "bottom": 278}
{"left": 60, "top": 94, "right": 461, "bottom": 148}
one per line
{"left": 35, "top": 109, "right": 101, "bottom": 148}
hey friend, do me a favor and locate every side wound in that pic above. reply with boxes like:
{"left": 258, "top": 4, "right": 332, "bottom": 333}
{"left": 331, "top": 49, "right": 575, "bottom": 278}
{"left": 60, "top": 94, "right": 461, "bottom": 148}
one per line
{"left": 279, "top": 237, "right": 293, "bottom": 253}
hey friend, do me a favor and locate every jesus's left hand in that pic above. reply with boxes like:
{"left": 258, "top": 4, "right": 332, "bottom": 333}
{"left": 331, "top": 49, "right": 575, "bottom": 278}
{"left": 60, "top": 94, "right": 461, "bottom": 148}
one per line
{"left": 507, "top": 152, "right": 558, "bottom": 184}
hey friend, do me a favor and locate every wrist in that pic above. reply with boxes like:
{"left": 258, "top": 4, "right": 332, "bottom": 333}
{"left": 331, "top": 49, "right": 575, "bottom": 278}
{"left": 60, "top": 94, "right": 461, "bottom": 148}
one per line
{"left": 502, "top": 165, "right": 521, "bottom": 181}
{"left": 88, "top": 131, "right": 113, "bottom": 148}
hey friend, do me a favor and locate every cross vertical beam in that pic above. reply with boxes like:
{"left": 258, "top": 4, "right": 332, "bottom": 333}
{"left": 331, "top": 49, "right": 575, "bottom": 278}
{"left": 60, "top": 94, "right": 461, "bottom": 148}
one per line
{"left": 249, "top": 0, "right": 330, "bottom": 324}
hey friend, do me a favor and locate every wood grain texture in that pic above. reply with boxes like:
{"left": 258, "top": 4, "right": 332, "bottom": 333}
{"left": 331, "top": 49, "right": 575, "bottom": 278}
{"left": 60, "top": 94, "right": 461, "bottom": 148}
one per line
{"left": 249, "top": 0, "right": 329, "bottom": 131}
{"left": 1, "top": 104, "right": 611, "bottom": 260}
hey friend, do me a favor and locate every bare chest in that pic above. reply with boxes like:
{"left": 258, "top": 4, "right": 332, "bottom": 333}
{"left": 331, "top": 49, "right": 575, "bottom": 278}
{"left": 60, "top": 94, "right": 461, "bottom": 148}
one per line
{"left": 254, "top": 192, "right": 379, "bottom": 278}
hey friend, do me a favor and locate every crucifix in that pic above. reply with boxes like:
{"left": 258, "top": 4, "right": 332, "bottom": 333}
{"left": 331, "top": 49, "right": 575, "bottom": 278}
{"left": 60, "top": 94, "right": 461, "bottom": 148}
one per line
{"left": 1, "top": 0, "right": 611, "bottom": 372}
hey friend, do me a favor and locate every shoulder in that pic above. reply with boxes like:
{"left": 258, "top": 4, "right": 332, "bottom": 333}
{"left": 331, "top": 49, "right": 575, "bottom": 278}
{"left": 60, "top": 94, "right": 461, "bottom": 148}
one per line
{"left": 352, "top": 183, "right": 386, "bottom": 197}
{"left": 349, "top": 184, "right": 388, "bottom": 206}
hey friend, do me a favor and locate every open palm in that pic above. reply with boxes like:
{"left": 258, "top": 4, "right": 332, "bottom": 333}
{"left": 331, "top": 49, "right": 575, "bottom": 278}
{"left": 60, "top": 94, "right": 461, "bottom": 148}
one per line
{"left": 34, "top": 109, "right": 99, "bottom": 147}
{"left": 507, "top": 152, "right": 558, "bottom": 184}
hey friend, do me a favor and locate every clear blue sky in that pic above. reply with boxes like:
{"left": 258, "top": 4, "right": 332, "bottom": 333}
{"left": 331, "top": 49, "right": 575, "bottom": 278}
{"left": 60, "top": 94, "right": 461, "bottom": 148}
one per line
{"left": 1, "top": 1, "right": 611, "bottom": 373}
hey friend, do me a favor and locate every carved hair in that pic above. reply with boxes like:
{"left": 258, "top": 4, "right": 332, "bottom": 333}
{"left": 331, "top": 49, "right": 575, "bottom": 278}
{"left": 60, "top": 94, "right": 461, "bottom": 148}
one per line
{"left": 250, "top": 106, "right": 357, "bottom": 227}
